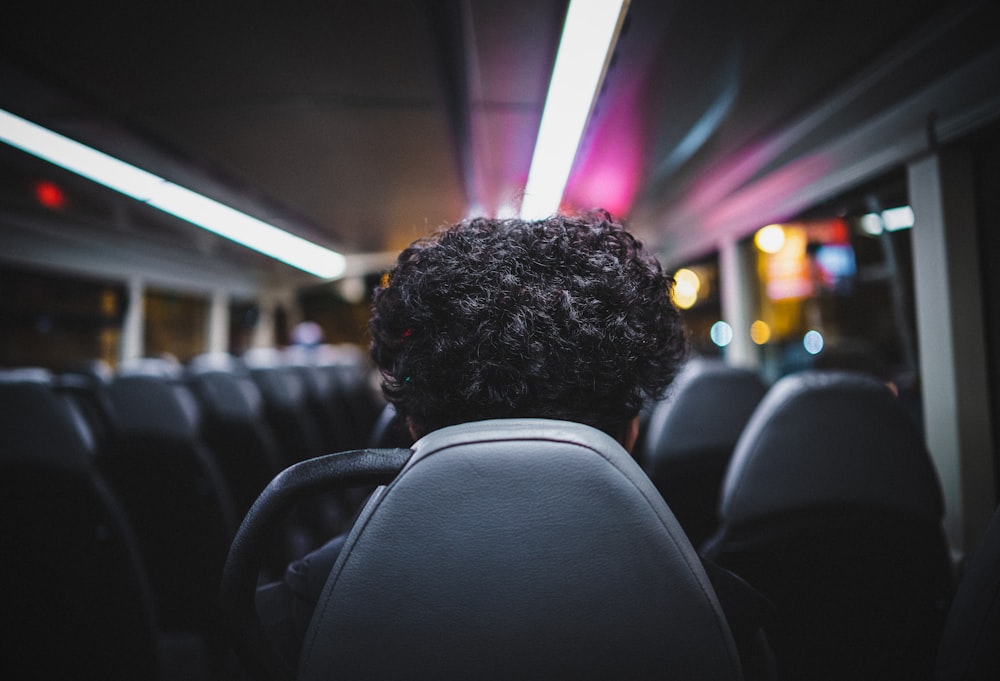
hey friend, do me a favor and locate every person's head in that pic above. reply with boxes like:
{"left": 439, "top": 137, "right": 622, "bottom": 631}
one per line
{"left": 369, "top": 210, "right": 687, "bottom": 445}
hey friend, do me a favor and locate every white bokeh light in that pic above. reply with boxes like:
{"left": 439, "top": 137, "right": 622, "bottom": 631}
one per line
{"left": 710, "top": 321, "right": 734, "bottom": 347}
{"left": 803, "top": 329, "right": 825, "bottom": 355}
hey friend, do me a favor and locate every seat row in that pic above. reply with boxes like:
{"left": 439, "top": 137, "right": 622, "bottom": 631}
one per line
{"left": 638, "top": 359, "right": 998, "bottom": 680}
{"left": 217, "top": 362, "right": 1000, "bottom": 681}
{"left": 3, "top": 351, "right": 996, "bottom": 680}
{"left": 0, "top": 345, "right": 385, "bottom": 681}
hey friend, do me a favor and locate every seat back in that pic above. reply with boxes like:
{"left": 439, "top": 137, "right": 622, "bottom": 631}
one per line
{"left": 53, "top": 362, "right": 119, "bottom": 459}
{"left": 104, "top": 369, "right": 238, "bottom": 634}
{"left": 367, "top": 402, "right": 414, "bottom": 449}
{"left": 284, "top": 345, "right": 381, "bottom": 454}
{"left": 643, "top": 359, "right": 767, "bottom": 547}
{"left": 242, "top": 350, "right": 362, "bottom": 546}
{"left": 299, "top": 419, "right": 745, "bottom": 681}
{"left": 243, "top": 352, "right": 325, "bottom": 466}
{"left": 704, "top": 370, "right": 953, "bottom": 681}
{"left": 319, "top": 355, "right": 382, "bottom": 449}
{"left": 188, "top": 355, "right": 324, "bottom": 576}
{"left": 0, "top": 373, "right": 159, "bottom": 680}
{"left": 935, "top": 502, "right": 1000, "bottom": 681}
{"left": 187, "top": 355, "right": 285, "bottom": 514}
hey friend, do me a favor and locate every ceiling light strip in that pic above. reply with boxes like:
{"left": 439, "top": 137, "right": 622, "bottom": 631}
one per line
{"left": 0, "top": 108, "right": 346, "bottom": 279}
{"left": 520, "top": 0, "right": 630, "bottom": 219}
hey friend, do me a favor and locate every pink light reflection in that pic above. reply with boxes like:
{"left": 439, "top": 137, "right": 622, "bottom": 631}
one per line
{"left": 682, "top": 141, "right": 775, "bottom": 217}
{"left": 701, "top": 153, "right": 833, "bottom": 233}
{"left": 560, "top": 75, "right": 647, "bottom": 218}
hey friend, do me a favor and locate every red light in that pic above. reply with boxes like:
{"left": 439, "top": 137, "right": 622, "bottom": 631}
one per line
{"left": 34, "top": 180, "right": 66, "bottom": 210}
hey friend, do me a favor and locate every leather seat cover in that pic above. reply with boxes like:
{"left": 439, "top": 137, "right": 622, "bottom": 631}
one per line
{"left": 299, "top": 418, "right": 744, "bottom": 681}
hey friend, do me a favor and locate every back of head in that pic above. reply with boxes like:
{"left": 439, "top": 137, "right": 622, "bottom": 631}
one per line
{"left": 369, "top": 211, "right": 687, "bottom": 442}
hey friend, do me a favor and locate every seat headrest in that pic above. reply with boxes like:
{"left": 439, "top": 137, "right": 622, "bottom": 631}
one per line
{"left": 61, "top": 358, "right": 114, "bottom": 384}
{"left": 300, "top": 418, "right": 744, "bottom": 681}
{"left": 191, "top": 371, "right": 265, "bottom": 421}
{"left": 0, "top": 379, "right": 93, "bottom": 470}
{"left": 117, "top": 356, "right": 183, "bottom": 378}
{"left": 720, "top": 370, "right": 943, "bottom": 532}
{"left": 108, "top": 374, "right": 202, "bottom": 438}
{"left": 188, "top": 351, "right": 245, "bottom": 375}
{"left": 0, "top": 367, "right": 52, "bottom": 384}
{"left": 242, "top": 347, "right": 286, "bottom": 368}
{"left": 248, "top": 366, "right": 308, "bottom": 407}
{"left": 645, "top": 359, "right": 767, "bottom": 464}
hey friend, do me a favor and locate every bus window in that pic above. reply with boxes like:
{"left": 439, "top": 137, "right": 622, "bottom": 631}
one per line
{"left": 744, "top": 171, "right": 922, "bottom": 426}
{"left": 668, "top": 254, "right": 724, "bottom": 360}
{"left": 143, "top": 288, "right": 208, "bottom": 364}
{"left": 0, "top": 265, "right": 124, "bottom": 370}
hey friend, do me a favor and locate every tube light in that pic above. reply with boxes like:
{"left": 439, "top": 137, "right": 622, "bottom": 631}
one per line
{"left": 520, "top": 0, "right": 630, "bottom": 219}
{"left": 0, "top": 108, "right": 346, "bottom": 279}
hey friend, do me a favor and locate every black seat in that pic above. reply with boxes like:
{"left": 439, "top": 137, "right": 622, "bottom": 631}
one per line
{"left": 103, "top": 365, "right": 239, "bottom": 657}
{"left": 242, "top": 348, "right": 356, "bottom": 545}
{"left": 935, "top": 502, "right": 1000, "bottom": 681}
{"left": 0, "top": 371, "right": 160, "bottom": 680}
{"left": 54, "top": 359, "right": 119, "bottom": 459}
{"left": 284, "top": 344, "right": 382, "bottom": 454}
{"left": 187, "top": 352, "right": 286, "bottom": 515}
{"left": 643, "top": 358, "right": 767, "bottom": 547}
{"left": 703, "top": 370, "right": 954, "bottom": 680}
{"left": 366, "top": 401, "right": 414, "bottom": 449}
{"left": 222, "top": 419, "right": 747, "bottom": 681}
{"left": 187, "top": 352, "right": 319, "bottom": 577}
{"left": 242, "top": 348, "right": 326, "bottom": 466}
{"left": 316, "top": 349, "right": 383, "bottom": 450}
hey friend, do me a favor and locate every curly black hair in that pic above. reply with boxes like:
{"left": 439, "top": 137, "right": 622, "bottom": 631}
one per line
{"left": 369, "top": 211, "right": 688, "bottom": 442}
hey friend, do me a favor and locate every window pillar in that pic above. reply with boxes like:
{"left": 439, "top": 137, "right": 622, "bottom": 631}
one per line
{"left": 909, "top": 145, "right": 995, "bottom": 561}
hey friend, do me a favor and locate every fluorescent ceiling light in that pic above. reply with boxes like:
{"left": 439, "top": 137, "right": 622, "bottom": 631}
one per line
{"left": 0, "top": 108, "right": 346, "bottom": 279}
{"left": 520, "top": 0, "right": 630, "bottom": 219}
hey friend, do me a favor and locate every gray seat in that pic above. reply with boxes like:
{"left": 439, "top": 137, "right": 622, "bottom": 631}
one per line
{"left": 643, "top": 358, "right": 767, "bottom": 547}
{"left": 703, "top": 370, "right": 954, "bottom": 680}
{"left": 222, "top": 419, "right": 747, "bottom": 680}
{"left": 293, "top": 419, "right": 745, "bottom": 680}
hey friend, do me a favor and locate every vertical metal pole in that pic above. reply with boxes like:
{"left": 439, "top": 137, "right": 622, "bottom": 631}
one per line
{"left": 207, "top": 288, "right": 230, "bottom": 354}
{"left": 253, "top": 292, "right": 276, "bottom": 349}
{"left": 120, "top": 276, "right": 144, "bottom": 363}
{"left": 719, "top": 236, "right": 758, "bottom": 368}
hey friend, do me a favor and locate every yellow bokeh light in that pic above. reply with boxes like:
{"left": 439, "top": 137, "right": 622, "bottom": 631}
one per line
{"left": 672, "top": 268, "right": 701, "bottom": 310}
{"left": 750, "top": 320, "right": 771, "bottom": 345}
{"left": 754, "top": 224, "right": 786, "bottom": 254}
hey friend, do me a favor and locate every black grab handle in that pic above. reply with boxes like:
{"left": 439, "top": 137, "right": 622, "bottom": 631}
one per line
{"left": 219, "top": 447, "right": 413, "bottom": 681}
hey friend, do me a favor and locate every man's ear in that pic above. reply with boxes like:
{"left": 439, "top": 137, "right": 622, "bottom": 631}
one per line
{"left": 406, "top": 416, "right": 420, "bottom": 441}
{"left": 621, "top": 414, "right": 641, "bottom": 453}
